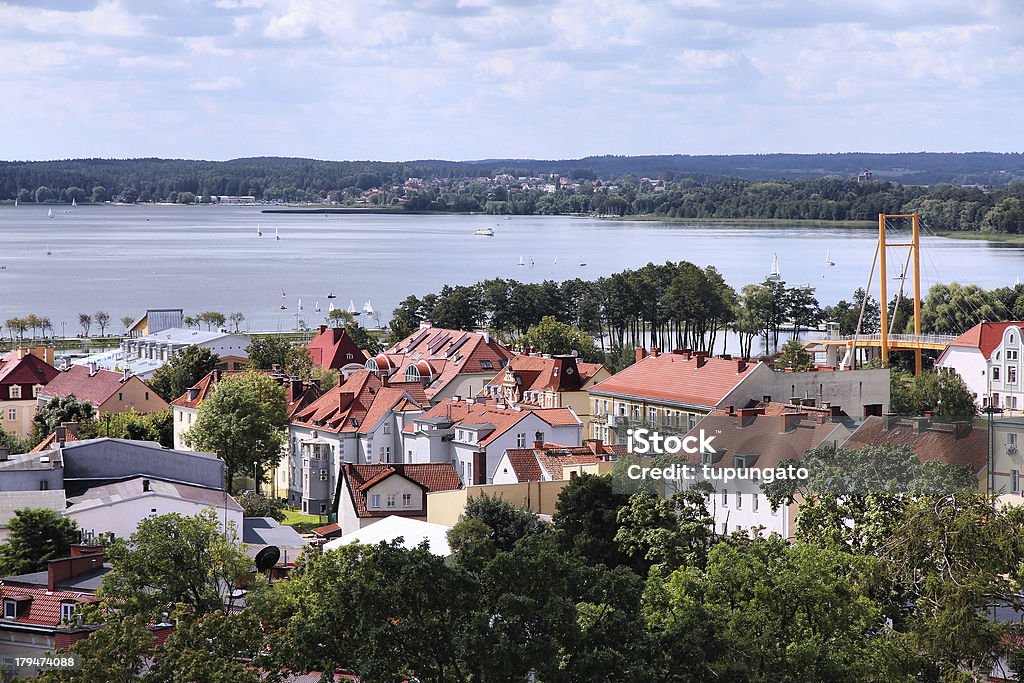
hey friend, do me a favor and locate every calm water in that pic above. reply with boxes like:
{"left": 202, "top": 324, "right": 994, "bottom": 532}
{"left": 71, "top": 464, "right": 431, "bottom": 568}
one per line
{"left": 1, "top": 204, "right": 1022, "bottom": 335}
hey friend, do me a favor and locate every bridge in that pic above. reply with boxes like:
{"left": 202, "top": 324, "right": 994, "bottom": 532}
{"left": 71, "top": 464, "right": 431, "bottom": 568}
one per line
{"left": 804, "top": 331, "right": 959, "bottom": 370}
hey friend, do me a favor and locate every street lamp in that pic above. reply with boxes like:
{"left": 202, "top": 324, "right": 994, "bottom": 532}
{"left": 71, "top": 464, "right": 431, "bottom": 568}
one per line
{"left": 983, "top": 401, "right": 1004, "bottom": 497}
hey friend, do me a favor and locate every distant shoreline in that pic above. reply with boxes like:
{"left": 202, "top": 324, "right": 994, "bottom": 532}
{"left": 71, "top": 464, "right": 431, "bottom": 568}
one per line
{"left": 933, "top": 230, "right": 1024, "bottom": 243}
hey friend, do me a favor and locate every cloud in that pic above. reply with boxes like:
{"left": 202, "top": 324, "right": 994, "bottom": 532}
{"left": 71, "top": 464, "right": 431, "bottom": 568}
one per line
{"left": 189, "top": 76, "right": 243, "bottom": 91}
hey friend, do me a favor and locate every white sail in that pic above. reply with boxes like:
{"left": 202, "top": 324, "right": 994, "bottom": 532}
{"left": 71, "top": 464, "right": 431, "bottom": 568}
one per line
{"left": 298, "top": 298, "right": 303, "bottom": 311}
{"left": 825, "top": 248, "right": 835, "bottom": 266}
{"left": 518, "top": 255, "right": 525, "bottom": 266}
{"left": 275, "top": 225, "right": 280, "bottom": 240}
{"left": 767, "top": 253, "right": 781, "bottom": 280}
{"left": 348, "top": 300, "right": 359, "bottom": 315}
{"left": 329, "top": 301, "right": 335, "bottom": 312}
{"left": 315, "top": 301, "right": 321, "bottom": 312}
{"left": 363, "top": 300, "right": 374, "bottom": 315}
{"left": 257, "top": 223, "right": 262, "bottom": 236}
{"left": 553, "top": 256, "right": 558, "bottom": 265}
{"left": 47, "top": 208, "right": 53, "bottom": 218}
{"left": 71, "top": 197, "right": 76, "bottom": 207}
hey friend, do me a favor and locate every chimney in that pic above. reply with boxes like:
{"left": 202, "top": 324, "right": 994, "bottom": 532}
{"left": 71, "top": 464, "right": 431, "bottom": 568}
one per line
{"left": 533, "top": 439, "right": 545, "bottom": 449}
{"left": 723, "top": 405, "right": 734, "bottom": 415}
{"left": 735, "top": 359, "right": 747, "bottom": 373}
{"left": 693, "top": 352, "right": 707, "bottom": 368}
{"left": 211, "top": 368, "right": 221, "bottom": 383}
{"left": 829, "top": 405, "right": 843, "bottom": 417}
{"left": 419, "top": 320, "right": 433, "bottom": 329}
{"left": 883, "top": 413, "right": 900, "bottom": 430}
{"left": 954, "top": 420, "right": 971, "bottom": 439}
{"left": 290, "top": 378, "right": 304, "bottom": 399}
{"left": 635, "top": 347, "right": 647, "bottom": 364}
{"left": 47, "top": 546, "right": 105, "bottom": 592}
{"left": 88, "top": 361, "right": 97, "bottom": 377}
{"left": 61, "top": 422, "right": 78, "bottom": 437}
{"left": 55, "top": 425, "right": 67, "bottom": 446}
{"left": 319, "top": 325, "right": 327, "bottom": 334}
{"left": 338, "top": 391, "right": 354, "bottom": 412}
{"left": 650, "top": 347, "right": 660, "bottom": 358}
{"left": 142, "top": 479, "right": 151, "bottom": 492}
{"left": 737, "top": 407, "right": 764, "bottom": 428}
{"left": 780, "top": 412, "right": 803, "bottom": 433}
{"left": 122, "top": 367, "right": 130, "bottom": 382}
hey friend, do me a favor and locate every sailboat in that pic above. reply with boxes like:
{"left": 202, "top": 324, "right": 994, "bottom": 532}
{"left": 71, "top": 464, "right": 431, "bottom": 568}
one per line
{"left": 553, "top": 256, "right": 558, "bottom": 266}
{"left": 46, "top": 242, "right": 52, "bottom": 256}
{"left": 71, "top": 197, "right": 76, "bottom": 207}
{"left": 766, "top": 253, "right": 781, "bottom": 281}
{"left": 529, "top": 257, "right": 535, "bottom": 268}
{"left": 257, "top": 223, "right": 262, "bottom": 237}
{"left": 298, "top": 298, "right": 303, "bottom": 312}
{"left": 280, "top": 289, "right": 287, "bottom": 309}
{"left": 518, "top": 255, "right": 525, "bottom": 267}
{"left": 275, "top": 225, "right": 280, "bottom": 241}
{"left": 47, "top": 208, "right": 54, "bottom": 219}
{"left": 348, "top": 300, "right": 360, "bottom": 316}
{"left": 315, "top": 301, "right": 321, "bottom": 312}
{"left": 579, "top": 257, "right": 588, "bottom": 266}
{"left": 825, "top": 249, "right": 835, "bottom": 267}
{"left": 328, "top": 301, "right": 336, "bottom": 313}
{"left": 13, "top": 198, "right": 17, "bottom": 207}
{"left": 363, "top": 300, "right": 374, "bottom": 316}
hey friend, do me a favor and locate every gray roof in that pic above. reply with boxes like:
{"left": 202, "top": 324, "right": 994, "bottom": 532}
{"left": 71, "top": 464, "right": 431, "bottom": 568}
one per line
{"left": 243, "top": 517, "right": 307, "bottom": 548}
{"left": 66, "top": 477, "right": 241, "bottom": 513}
{"left": 136, "top": 309, "right": 183, "bottom": 335}
{"left": 0, "top": 490, "right": 67, "bottom": 526}
{"left": 131, "top": 328, "right": 248, "bottom": 346}
{"left": 0, "top": 452, "right": 62, "bottom": 471}
{"left": 2, "top": 565, "right": 112, "bottom": 592}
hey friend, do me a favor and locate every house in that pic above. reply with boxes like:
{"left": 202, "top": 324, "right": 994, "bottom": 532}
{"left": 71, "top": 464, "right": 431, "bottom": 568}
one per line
{"left": 338, "top": 462, "right": 461, "bottom": 532}
{"left": 37, "top": 363, "right": 168, "bottom": 416}
{"left": 935, "top": 321, "right": 1024, "bottom": 412}
{"left": 365, "top": 322, "right": 515, "bottom": 403}
{"left": 172, "top": 368, "right": 321, "bottom": 451}
{"left": 588, "top": 348, "right": 889, "bottom": 445}
{"left": 77, "top": 328, "right": 251, "bottom": 379}
{"left": 402, "top": 397, "right": 583, "bottom": 485}
{"left": 481, "top": 352, "right": 609, "bottom": 426}
{"left": 991, "top": 417, "right": 1024, "bottom": 505}
{"left": 844, "top": 415, "right": 987, "bottom": 486}
{"left": 0, "top": 490, "right": 66, "bottom": 542}
{"left": 64, "top": 477, "right": 243, "bottom": 541}
{"left": 588, "top": 350, "right": 765, "bottom": 444}
{"left": 287, "top": 369, "right": 428, "bottom": 514}
{"left": 306, "top": 325, "right": 367, "bottom": 370}
{"left": 126, "top": 309, "right": 183, "bottom": 338}
{"left": 0, "top": 347, "right": 60, "bottom": 439}
{"left": 679, "top": 403, "right": 856, "bottom": 539}
{"left": 242, "top": 517, "right": 307, "bottom": 567}
{"left": 492, "top": 439, "right": 624, "bottom": 484}
{"left": 0, "top": 545, "right": 108, "bottom": 677}
{"left": 324, "top": 515, "right": 453, "bottom": 556}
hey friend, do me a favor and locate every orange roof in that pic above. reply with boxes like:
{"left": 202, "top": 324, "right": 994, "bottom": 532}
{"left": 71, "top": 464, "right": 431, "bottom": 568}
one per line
{"left": 407, "top": 398, "right": 580, "bottom": 445}
{"left": 341, "top": 463, "right": 461, "bottom": 517}
{"left": 376, "top": 326, "right": 515, "bottom": 399}
{"left": 590, "top": 352, "right": 758, "bottom": 409}
{"left": 31, "top": 430, "right": 80, "bottom": 452}
{"left": 501, "top": 442, "right": 609, "bottom": 481}
{"left": 946, "top": 322, "right": 1024, "bottom": 360}
{"left": 0, "top": 585, "right": 98, "bottom": 628}
{"left": 40, "top": 365, "right": 162, "bottom": 407}
{"left": 483, "top": 354, "right": 604, "bottom": 399}
{"left": 844, "top": 416, "right": 986, "bottom": 473}
{"left": 291, "top": 369, "right": 426, "bottom": 434}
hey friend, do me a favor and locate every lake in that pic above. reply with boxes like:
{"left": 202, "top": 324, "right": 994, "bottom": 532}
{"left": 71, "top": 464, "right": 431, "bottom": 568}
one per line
{"left": 1, "top": 204, "right": 1021, "bottom": 336}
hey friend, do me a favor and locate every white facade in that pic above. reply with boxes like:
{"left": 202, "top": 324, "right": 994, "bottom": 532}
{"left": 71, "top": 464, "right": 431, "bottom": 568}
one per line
{"left": 936, "top": 346, "right": 988, "bottom": 407}
{"left": 338, "top": 473, "right": 426, "bottom": 532}
{"left": 172, "top": 405, "right": 198, "bottom": 450}
{"left": 937, "top": 325, "right": 1024, "bottom": 412}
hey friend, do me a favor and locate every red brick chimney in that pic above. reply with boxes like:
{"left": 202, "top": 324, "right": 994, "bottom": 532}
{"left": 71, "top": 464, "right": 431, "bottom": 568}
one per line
{"left": 780, "top": 412, "right": 804, "bottom": 433}
{"left": 338, "top": 391, "right": 354, "bottom": 412}
{"left": 650, "top": 347, "right": 661, "bottom": 358}
{"left": 693, "top": 352, "right": 707, "bottom": 368}
{"left": 47, "top": 546, "right": 104, "bottom": 591}
{"left": 635, "top": 347, "right": 647, "bottom": 363}
{"left": 736, "top": 359, "right": 747, "bottom": 373}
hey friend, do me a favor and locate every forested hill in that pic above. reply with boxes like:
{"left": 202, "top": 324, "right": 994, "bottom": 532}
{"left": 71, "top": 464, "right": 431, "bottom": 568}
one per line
{"left": 1, "top": 152, "right": 1023, "bottom": 204}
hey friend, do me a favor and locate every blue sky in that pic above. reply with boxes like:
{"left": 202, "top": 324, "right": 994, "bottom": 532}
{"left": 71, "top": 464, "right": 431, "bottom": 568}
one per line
{"left": 1, "top": 0, "right": 1022, "bottom": 161}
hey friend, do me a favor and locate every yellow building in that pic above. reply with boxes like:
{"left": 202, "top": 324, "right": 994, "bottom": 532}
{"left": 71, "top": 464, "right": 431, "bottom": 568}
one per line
{"left": 36, "top": 363, "right": 167, "bottom": 416}
{"left": 481, "top": 352, "right": 609, "bottom": 426}
{"left": 0, "top": 347, "right": 60, "bottom": 439}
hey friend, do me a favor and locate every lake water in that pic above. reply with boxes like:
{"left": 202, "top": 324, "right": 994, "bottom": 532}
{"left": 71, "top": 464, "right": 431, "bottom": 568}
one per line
{"left": 1, "top": 204, "right": 1022, "bottom": 335}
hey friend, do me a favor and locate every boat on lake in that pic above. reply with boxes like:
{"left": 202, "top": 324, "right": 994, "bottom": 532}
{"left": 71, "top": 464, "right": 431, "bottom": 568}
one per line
{"left": 767, "top": 254, "right": 781, "bottom": 281}
{"left": 474, "top": 227, "right": 495, "bottom": 236}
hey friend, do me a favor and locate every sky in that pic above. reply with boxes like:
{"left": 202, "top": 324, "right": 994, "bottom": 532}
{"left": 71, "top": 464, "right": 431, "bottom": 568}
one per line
{"left": 1, "top": 0, "right": 1022, "bottom": 162}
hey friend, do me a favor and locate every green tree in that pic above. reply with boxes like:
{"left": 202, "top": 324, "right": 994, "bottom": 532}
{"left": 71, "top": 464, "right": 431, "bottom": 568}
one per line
{"left": 0, "top": 508, "right": 80, "bottom": 575}
{"left": 389, "top": 294, "right": 425, "bottom": 341}
{"left": 147, "top": 345, "right": 220, "bottom": 402}
{"left": 142, "top": 611, "right": 272, "bottom": 683}
{"left": 100, "top": 509, "right": 252, "bottom": 620}
{"left": 94, "top": 310, "right": 111, "bottom": 336}
{"left": 237, "top": 491, "right": 286, "bottom": 522}
{"left": 615, "top": 488, "right": 715, "bottom": 572}
{"left": 245, "top": 335, "right": 294, "bottom": 370}
{"left": 777, "top": 338, "right": 814, "bottom": 371}
{"left": 78, "top": 312, "right": 92, "bottom": 336}
{"left": 37, "top": 615, "right": 153, "bottom": 683}
{"left": 197, "top": 311, "right": 227, "bottom": 331}
{"left": 889, "top": 368, "right": 978, "bottom": 418}
{"left": 553, "top": 474, "right": 631, "bottom": 568}
{"left": 82, "top": 408, "right": 173, "bottom": 448}
{"left": 183, "top": 372, "right": 288, "bottom": 492}
{"left": 0, "top": 427, "right": 30, "bottom": 455}
{"left": 460, "top": 494, "right": 545, "bottom": 552}
{"left": 518, "top": 315, "right": 601, "bottom": 362}
{"left": 31, "top": 394, "right": 96, "bottom": 445}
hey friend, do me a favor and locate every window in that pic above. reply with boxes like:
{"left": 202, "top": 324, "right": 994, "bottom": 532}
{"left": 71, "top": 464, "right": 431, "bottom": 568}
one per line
{"left": 480, "top": 359, "right": 493, "bottom": 370}
{"left": 647, "top": 407, "right": 657, "bottom": 427}
{"left": 383, "top": 424, "right": 391, "bottom": 434}
{"left": 3, "top": 600, "right": 16, "bottom": 619}
{"left": 145, "top": 391, "right": 150, "bottom": 400}
{"left": 593, "top": 399, "right": 599, "bottom": 415}
{"left": 735, "top": 456, "right": 747, "bottom": 469}
{"left": 1010, "top": 433, "right": 1018, "bottom": 448}
{"left": 380, "top": 446, "right": 391, "bottom": 460}
{"left": 735, "top": 491, "right": 742, "bottom": 508}
{"left": 118, "top": 392, "right": 124, "bottom": 401}
{"left": 61, "top": 601, "right": 76, "bottom": 623}
{"left": 407, "top": 450, "right": 413, "bottom": 463}
{"left": 752, "top": 493, "right": 759, "bottom": 511}
{"left": 319, "top": 469, "right": 328, "bottom": 481}
{"left": 1010, "top": 349, "right": 1019, "bottom": 361}
{"left": 516, "top": 433, "right": 526, "bottom": 447}
{"left": 688, "top": 413, "right": 698, "bottom": 430}
{"left": 346, "top": 353, "right": 353, "bottom": 360}
{"left": 721, "top": 489, "right": 728, "bottom": 506}
{"left": 994, "top": 393, "right": 1001, "bottom": 407}
{"left": 7, "top": 408, "right": 15, "bottom": 421}
{"left": 1013, "top": 469, "right": 1021, "bottom": 494}
{"left": 402, "top": 493, "right": 412, "bottom": 507}
{"left": 370, "top": 494, "right": 381, "bottom": 508}
{"left": 386, "top": 494, "right": 395, "bottom": 508}
{"left": 994, "top": 367, "right": 1001, "bottom": 381}
{"left": 8, "top": 385, "right": 20, "bottom": 399}
{"left": 719, "top": 523, "right": 727, "bottom": 535}
{"left": 40, "top": 480, "right": 49, "bottom": 491}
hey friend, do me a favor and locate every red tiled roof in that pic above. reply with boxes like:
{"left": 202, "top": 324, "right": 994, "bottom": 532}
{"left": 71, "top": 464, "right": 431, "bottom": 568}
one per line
{"left": 378, "top": 326, "right": 515, "bottom": 399}
{"left": 946, "top": 322, "right": 1024, "bottom": 360}
{"left": 172, "top": 369, "right": 322, "bottom": 419}
{"left": 0, "top": 585, "right": 98, "bottom": 628}
{"left": 341, "top": 463, "right": 461, "bottom": 517}
{"left": 406, "top": 398, "right": 580, "bottom": 445}
{"left": 0, "top": 353, "right": 60, "bottom": 400}
{"left": 483, "top": 355, "right": 605, "bottom": 403}
{"left": 844, "top": 416, "right": 986, "bottom": 473}
{"left": 291, "top": 370, "right": 426, "bottom": 434}
{"left": 501, "top": 443, "right": 605, "bottom": 481}
{"left": 590, "top": 352, "right": 759, "bottom": 409}
{"left": 39, "top": 365, "right": 138, "bottom": 406}
{"left": 31, "top": 430, "right": 80, "bottom": 452}
{"left": 307, "top": 326, "right": 367, "bottom": 370}
{"left": 312, "top": 523, "right": 343, "bottom": 538}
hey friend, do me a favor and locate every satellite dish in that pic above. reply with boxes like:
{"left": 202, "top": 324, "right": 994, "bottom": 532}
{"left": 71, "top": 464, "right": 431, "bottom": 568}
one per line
{"left": 254, "top": 546, "right": 281, "bottom": 572}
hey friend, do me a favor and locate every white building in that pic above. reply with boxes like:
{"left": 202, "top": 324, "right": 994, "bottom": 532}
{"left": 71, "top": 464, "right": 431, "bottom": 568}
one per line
{"left": 936, "top": 321, "right": 1024, "bottom": 413}
{"left": 76, "top": 328, "right": 251, "bottom": 379}
{"left": 337, "top": 463, "right": 461, "bottom": 533}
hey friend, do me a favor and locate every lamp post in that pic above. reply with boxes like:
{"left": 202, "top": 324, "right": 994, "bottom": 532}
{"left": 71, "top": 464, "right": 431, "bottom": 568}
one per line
{"left": 983, "top": 402, "right": 1004, "bottom": 498}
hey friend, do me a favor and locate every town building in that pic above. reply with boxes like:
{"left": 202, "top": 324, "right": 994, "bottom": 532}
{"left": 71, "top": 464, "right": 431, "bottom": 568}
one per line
{"left": 286, "top": 369, "right": 429, "bottom": 514}
{"left": 324, "top": 515, "right": 453, "bottom": 556}
{"left": 126, "top": 309, "right": 183, "bottom": 338}
{"left": 0, "top": 347, "right": 60, "bottom": 439}
{"left": 990, "top": 416, "right": 1024, "bottom": 505}
{"left": 481, "top": 352, "right": 609, "bottom": 425}
{"left": 935, "top": 321, "right": 1024, "bottom": 413}
{"left": 365, "top": 322, "right": 515, "bottom": 403}
{"left": 403, "top": 397, "right": 583, "bottom": 485}
{"left": 76, "top": 328, "right": 250, "bottom": 379}
{"left": 337, "top": 462, "right": 462, "bottom": 532}
{"left": 588, "top": 348, "right": 888, "bottom": 445}
{"left": 492, "top": 439, "right": 623, "bottom": 484}
{"left": 306, "top": 325, "right": 367, "bottom": 370}
{"left": 680, "top": 403, "right": 856, "bottom": 538}
{"left": 242, "top": 517, "right": 307, "bottom": 568}
{"left": 37, "top": 363, "right": 167, "bottom": 416}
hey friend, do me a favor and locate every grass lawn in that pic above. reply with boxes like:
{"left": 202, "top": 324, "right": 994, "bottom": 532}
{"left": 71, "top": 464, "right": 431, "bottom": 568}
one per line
{"left": 281, "top": 508, "right": 326, "bottom": 534}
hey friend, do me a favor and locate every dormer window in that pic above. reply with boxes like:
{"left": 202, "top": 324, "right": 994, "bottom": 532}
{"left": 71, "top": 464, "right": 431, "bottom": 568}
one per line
{"left": 8, "top": 385, "right": 20, "bottom": 399}
{"left": 3, "top": 599, "right": 16, "bottom": 619}
{"left": 61, "top": 601, "right": 76, "bottom": 623}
